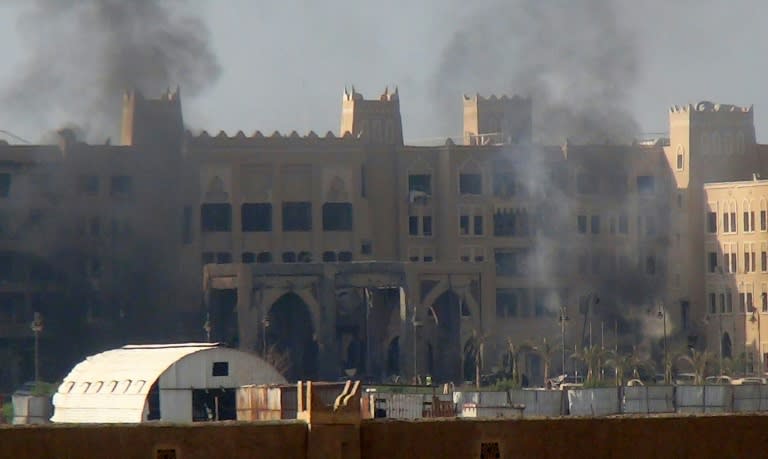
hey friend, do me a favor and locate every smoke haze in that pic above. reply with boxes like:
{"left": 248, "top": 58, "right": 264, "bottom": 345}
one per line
{"left": 3, "top": 0, "right": 220, "bottom": 141}
{"left": 432, "top": 0, "right": 640, "bottom": 144}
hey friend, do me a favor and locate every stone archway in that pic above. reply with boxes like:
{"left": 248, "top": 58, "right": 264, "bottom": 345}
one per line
{"left": 430, "top": 290, "right": 462, "bottom": 383}
{"left": 265, "top": 292, "right": 318, "bottom": 381}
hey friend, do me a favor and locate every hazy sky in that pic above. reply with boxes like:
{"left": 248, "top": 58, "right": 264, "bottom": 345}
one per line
{"left": 0, "top": 1, "right": 766, "bottom": 143}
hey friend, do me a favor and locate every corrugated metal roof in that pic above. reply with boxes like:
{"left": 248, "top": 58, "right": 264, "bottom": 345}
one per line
{"left": 51, "top": 343, "right": 220, "bottom": 423}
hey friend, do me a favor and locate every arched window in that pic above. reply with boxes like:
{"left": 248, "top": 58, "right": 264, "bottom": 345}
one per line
{"left": 676, "top": 145, "right": 685, "bottom": 170}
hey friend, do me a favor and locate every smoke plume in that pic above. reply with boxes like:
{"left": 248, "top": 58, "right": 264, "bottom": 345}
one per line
{"left": 3, "top": 0, "right": 220, "bottom": 141}
{"left": 432, "top": 0, "right": 640, "bottom": 143}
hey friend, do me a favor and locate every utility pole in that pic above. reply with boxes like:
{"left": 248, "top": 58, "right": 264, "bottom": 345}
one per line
{"left": 30, "top": 312, "right": 44, "bottom": 383}
{"left": 658, "top": 302, "right": 668, "bottom": 383}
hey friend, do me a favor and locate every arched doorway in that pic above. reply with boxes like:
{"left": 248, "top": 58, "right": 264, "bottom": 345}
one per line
{"left": 265, "top": 293, "right": 317, "bottom": 381}
{"left": 722, "top": 332, "right": 732, "bottom": 359}
{"left": 386, "top": 337, "right": 400, "bottom": 376}
{"left": 431, "top": 290, "right": 462, "bottom": 382}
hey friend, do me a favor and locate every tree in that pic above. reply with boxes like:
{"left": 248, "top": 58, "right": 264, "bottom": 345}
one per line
{"left": 605, "top": 347, "right": 654, "bottom": 386}
{"left": 464, "top": 329, "right": 490, "bottom": 388}
{"left": 677, "top": 349, "right": 715, "bottom": 385}
{"left": 532, "top": 338, "right": 557, "bottom": 383}
{"left": 505, "top": 339, "right": 533, "bottom": 387}
{"left": 571, "top": 345, "right": 610, "bottom": 384}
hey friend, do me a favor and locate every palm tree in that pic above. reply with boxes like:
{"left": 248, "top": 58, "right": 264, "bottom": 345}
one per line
{"left": 605, "top": 347, "right": 654, "bottom": 386}
{"left": 571, "top": 345, "right": 610, "bottom": 384}
{"left": 505, "top": 339, "right": 534, "bottom": 386}
{"left": 532, "top": 338, "right": 557, "bottom": 383}
{"left": 677, "top": 349, "right": 715, "bottom": 385}
{"left": 464, "top": 329, "right": 490, "bottom": 388}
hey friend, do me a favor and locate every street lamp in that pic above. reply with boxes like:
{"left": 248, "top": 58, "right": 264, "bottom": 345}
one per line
{"left": 559, "top": 306, "right": 569, "bottom": 376}
{"left": 262, "top": 318, "right": 270, "bottom": 354}
{"left": 657, "top": 303, "right": 668, "bottom": 383}
{"left": 30, "top": 312, "right": 43, "bottom": 383}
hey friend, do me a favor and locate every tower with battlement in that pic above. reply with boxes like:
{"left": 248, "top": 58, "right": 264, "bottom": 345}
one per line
{"left": 121, "top": 88, "right": 184, "bottom": 148}
{"left": 463, "top": 94, "right": 532, "bottom": 146}
{"left": 339, "top": 87, "right": 403, "bottom": 145}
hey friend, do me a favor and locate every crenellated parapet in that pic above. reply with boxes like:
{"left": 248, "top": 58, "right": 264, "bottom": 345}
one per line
{"left": 669, "top": 101, "right": 753, "bottom": 113}
{"left": 185, "top": 128, "right": 362, "bottom": 147}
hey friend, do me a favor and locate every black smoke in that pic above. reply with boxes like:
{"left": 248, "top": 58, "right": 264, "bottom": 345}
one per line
{"left": 3, "top": 0, "right": 220, "bottom": 141}
{"left": 431, "top": 0, "right": 640, "bottom": 144}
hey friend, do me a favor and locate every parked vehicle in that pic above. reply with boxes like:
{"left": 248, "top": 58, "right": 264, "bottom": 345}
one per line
{"left": 704, "top": 376, "right": 733, "bottom": 385}
{"left": 674, "top": 373, "right": 697, "bottom": 385}
{"left": 733, "top": 377, "right": 768, "bottom": 385}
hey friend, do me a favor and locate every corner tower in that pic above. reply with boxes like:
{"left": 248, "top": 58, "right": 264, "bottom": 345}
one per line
{"left": 121, "top": 88, "right": 184, "bottom": 149}
{"left": 339, "top": 87, "right": 403, "bottom": 145}
{"left": 463, "top": 94, "right": 532, "bottom": 145}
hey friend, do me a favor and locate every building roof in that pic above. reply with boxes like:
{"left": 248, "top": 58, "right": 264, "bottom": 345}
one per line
{"left": 51, "top": 343, "right": 282, "bottom": 423}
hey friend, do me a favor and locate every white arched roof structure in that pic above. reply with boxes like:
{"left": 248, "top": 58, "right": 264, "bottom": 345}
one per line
{"left": 52, "top": 343, "right": 286, "bottom": 423}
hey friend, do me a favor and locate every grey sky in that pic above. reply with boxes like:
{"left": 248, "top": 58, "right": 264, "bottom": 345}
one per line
{"left": 0, "top": 1, "right": 766, "bottom": 143}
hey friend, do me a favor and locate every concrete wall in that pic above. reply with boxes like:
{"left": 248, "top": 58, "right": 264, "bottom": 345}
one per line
{"left": 0, "top": 422, "right": 307, "bottom": 459}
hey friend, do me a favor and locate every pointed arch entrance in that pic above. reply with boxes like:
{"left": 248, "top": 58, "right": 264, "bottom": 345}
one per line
{"left": 265, "top": 292, "right": 318, "bottom": 381}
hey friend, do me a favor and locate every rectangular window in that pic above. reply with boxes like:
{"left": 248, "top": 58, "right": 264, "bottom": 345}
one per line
{"left": 731, "top": 212, "right": 737, "bottom": 232}
{"left": 0, "top": 173, "right": 9, "bottom": 197}
{"left": 493, "top": 173, "right": 515, "bottom": 197}
{"left": 496, "top": 290, "right": 518, "bottom": 318}
{"left": 719, "top": 293, "right": 726, "bottom": 314}
{"left": 282, "top": 202, "right": 312, "bottom": 231}
{"left": 110, "top": 175, "right": 133, "bottom": 196}
{"left": 409, "top": 216, "right": 418, "bottom": 235}
{"left": 709, "top": 293, "right": 717, "bottom": 314}
{"left": 707, "top": 212, "right": 717, "bottom": 233}
{"left": 636, "top": 175, "right": 655, "bottom": 194}
{"left": 740, "top": 293, "right": 746, "bottom": 313}
{"left": 761, "top": 210, "right": 767, "bottom": 231}
{"left": 577, "top": 215, "right": 587, "bottom": 234}
{"left": 745, "top": 252, "right": 751, "bottom": 273}
{"left": 708, "top": 252, "right": 717, "bottom": 273}
{"left": 459, "top": 173, "right": 482, "bottom": 195}
{"left": 212, "top": 361, "right": 229, "bottom": 377}
{"left": 732, "top": 252, "right": 738, "bottom": 273}
{"left": 590, "top": 216, "right": 600, "bottom": 234}
{"left": 763, "top": 292, "right": 768, "bottom": 313}
{"left": 423, "top": 216, "right": 433, "bottom": 236}
{"left": 459, "top": 215, "right": 470, "bottom": 235}
{"left": 619, "top": 215, "right": 628, "bottom": 234}
{"left": 676, "top": 153, "right": 684, "bottom": 170}
{"left": 201, "top": 203, "right": 232, "bottom": 232}
{"left": 762, "top": 251, "right": 767, "bottom": 272}
{"left": 322, "top": 202, "right": 353, "bottom": 231}
{"left": 726, "top": 291, "right": 733, "bottom": 313}
{"left": 724, "top": 213, "right": 731, "bottom": 232}
{"left": 493, "top": 210, "right": 516, "bottom": 236}
{"left": 78, "top": 175, "right": 100, "bottom": 195}
{"left": 473, "top": 215, "right": 483, "bottom": 235}
{"left": 408, "top": 174, "right": 431, "bottom": 194}
{"left": 242, "top": 203, "right": 272, "bottom": 232}
{"left": 745, "top": 212, "right": 751, "bottom": 232}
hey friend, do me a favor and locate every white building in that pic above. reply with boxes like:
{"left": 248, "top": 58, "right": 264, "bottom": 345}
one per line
{"left": 51, "top": 343, "right": 286, "bottom": 423}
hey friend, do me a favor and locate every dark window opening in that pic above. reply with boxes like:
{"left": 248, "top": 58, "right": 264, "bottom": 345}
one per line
{"left": 591, "top": 215, "right": 600, "bottom": 234}
{"left": 496, "top": 290, "right": 518, "bottom": 317}
{"left": 408, "top": 174, "right": 431, "bottom": 194}
{"left": 708, "top": 252, "right": 718, "bottom": 273}
{"left": 256, "top": 252, "right": 272, "bottom": 263}
{"left": 201, "top": 203, "right": 232, "bottom": 232}
{"left": 216, "top": 252, "right": 232, "bottom": 264}
{"left": 494, "top": 211, "right": 516, "bottom": 236}
{"left": 361, "top": 241, "right": 372, "bottom": 255}
{"left": 78, "top": 175, "right": 100, "bottom": 195}
{"left": 707, "top": 212, "right": 717, "bottom": 233}
{"left": 0, "top": 173, "right": 10, "bottom": 197}
{"left": 242, "top": 252, "right": 255, "bottom": 263}
{"left": 646, "top": 256, "right": 656, "bottom": 275}
{"left": 156, "top": 449, "right": 177, "bottom": 459}
{"left": 282, "top": 202, "right": 312, "bottom": 231}
{"left": 636, "top": 175, "right": 655, "bottom": 193}
{"left": 495, "top": 250, "right": 525, "bottom": 276}
{"left": 110, "top": 175, "right": 133, "bottom": 196}
{"left": 422, "top": 216, "right": 433, "bottom": 236}
{"left": 459, "top": 215, "right": 470, "bottom": 235}
{"left": 577, "top": 215, "right": 587, "bottom": 233}
{"left": 761, "top": 210, "right": 766, "bottom": 231}
{"left": 459, "top": 173, "right": 482, "bottom": 195}
{"left": 212, "top": 361, "right": 229, "bottom": 376}
{"left": 423, "top": 254, "right": 434, "bottom": 262}
{"left": 409, "top": 216, "right": 418, "bottom": 235}
{"left": 202, "top": 252, "right": 215, "bottom": 264}
{"left": 298, "top": 251, "right": 312, "bottom": 263}
{"left": 147, "top": 382, "right": 160, "bottom": 421}
{"left": 676, "top": 154, "right": 684, "bottom": 170}
{"left": 338, "top": 251, "right": 353, "bottom": 262}
{"left": 282, "top": 252, "right": 296, "bottom": 263}
{"left": 242, "top": 203, "right": 272, "bottom": 232}
{"left": 473, "top": 215, "right": 483, "bottom": 235}
{"left": 192, "top": 389, "right": 235, "bottom": 422}
{"left": 322, "top": 202, "right": 353, "bottom": 231}
{"left": 322, "top": 251, "right": 337, "bottom": 262}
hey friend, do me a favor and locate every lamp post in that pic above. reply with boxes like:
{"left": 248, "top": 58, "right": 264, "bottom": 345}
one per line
{"left": 30, "top": 312, "right": 43, "bottom": 383}
{"left": 559, "top": 306, "right": 569, "bottom": 375}
{"left": 412, "top": 302, "right": 422, "bottom": 382}
{"left": 657, "top": 303, "right": 668, "bottom": 384}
